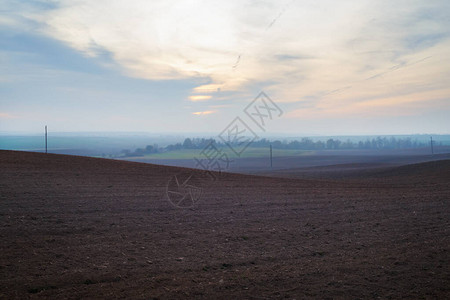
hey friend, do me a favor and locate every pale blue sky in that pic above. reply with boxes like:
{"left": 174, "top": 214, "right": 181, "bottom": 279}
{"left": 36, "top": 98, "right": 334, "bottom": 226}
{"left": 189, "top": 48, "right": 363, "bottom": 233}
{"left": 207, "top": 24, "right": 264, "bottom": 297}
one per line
{"left": 1, "top": 0, "right": 449, "bottom": 135}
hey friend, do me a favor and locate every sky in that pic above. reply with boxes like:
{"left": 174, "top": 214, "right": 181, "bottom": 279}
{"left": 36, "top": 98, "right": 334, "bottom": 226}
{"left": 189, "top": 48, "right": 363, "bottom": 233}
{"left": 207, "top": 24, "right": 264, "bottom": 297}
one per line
{"left": 1, "top": 0, "right": 449, "bottom": 135}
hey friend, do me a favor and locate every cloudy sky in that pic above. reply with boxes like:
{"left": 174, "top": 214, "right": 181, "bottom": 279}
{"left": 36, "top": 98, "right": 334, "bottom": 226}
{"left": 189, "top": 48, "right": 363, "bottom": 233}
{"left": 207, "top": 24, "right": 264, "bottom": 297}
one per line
{"left": 1, "top": 0, "right": 449, "bottom": 135}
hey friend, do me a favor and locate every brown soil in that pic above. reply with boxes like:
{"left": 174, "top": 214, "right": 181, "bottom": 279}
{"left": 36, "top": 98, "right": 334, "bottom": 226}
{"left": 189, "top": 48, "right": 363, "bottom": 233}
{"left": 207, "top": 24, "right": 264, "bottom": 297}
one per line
{"left": 0, "top": 150, "right": 449, "bottom": 299}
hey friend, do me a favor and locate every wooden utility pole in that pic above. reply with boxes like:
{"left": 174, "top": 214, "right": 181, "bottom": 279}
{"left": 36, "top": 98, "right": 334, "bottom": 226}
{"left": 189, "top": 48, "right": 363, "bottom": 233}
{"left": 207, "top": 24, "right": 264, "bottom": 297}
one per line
{"left": 45, "top": 125, "right": 48, "bottom": 154}
{"left": 270, "top": 144, "right": 273, "bottom": 169}
{"left": 430, "top": 136, "right": 434, "bottom": 156}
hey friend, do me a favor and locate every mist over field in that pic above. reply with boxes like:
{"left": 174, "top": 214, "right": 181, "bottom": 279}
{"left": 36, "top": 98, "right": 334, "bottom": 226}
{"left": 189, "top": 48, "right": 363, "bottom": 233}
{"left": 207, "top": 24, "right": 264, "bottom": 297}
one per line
{"left": 2, "top": 132, "right": 449, "bottom": 156}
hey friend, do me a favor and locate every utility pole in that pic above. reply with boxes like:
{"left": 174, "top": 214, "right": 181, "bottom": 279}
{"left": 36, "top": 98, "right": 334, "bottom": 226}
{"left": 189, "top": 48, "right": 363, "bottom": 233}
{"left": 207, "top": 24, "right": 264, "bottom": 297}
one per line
{"left": 45, "top": 125, "right": 48, "bottom": 154}
{"left": 430, "top": 136, "right": 434, "bottom": 156}
{"left": 270, "top": 144, "right": 273, "bottom": 169}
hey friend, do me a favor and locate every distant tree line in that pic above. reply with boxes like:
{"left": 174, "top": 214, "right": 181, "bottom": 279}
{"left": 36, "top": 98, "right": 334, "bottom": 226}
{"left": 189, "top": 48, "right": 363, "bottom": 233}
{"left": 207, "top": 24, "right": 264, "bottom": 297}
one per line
{"left": 120, "top": 136, "right": 437, "bottom": 157}
{"left": 251, "top": 137, "right": 432, "bottom": 150}
{"left": 120, "top": 144, "right": 160, "bottom": 157}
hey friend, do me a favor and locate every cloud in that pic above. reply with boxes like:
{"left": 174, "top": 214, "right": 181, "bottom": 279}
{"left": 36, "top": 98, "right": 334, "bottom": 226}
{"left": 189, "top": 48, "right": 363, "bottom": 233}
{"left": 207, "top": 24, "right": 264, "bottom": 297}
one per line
{"left": 192, "top": 110, "right": 216, "bottom": 115}
{"left": 0, "top": 112, "right": 17, "bottom": 119}
{"left": 189, "top": 95, "right": 212, "bottom": 102}
{"left": 5, "top": 0, "right": 450, "bottom": 121}
{"left": 193, "top": 84, "right": 223, "bottom": 93}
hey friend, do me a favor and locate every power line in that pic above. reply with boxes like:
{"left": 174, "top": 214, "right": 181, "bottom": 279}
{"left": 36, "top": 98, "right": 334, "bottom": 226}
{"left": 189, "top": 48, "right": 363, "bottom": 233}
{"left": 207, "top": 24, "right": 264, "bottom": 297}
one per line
{"left": 45, "top": 125, "right": 48, "bottom": 154}
{"left": 430, "top": 136, "right": 434, "bottom": 156}
{"left": 270, "top": 144, "right": 273, "bottom": 169}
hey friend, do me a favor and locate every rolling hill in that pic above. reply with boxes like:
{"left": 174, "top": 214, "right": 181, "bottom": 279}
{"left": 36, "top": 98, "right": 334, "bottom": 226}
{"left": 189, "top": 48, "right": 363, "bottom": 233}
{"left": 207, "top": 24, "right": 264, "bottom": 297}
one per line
{"left": 1, "top": 150, "right": 449, "bottom": 299}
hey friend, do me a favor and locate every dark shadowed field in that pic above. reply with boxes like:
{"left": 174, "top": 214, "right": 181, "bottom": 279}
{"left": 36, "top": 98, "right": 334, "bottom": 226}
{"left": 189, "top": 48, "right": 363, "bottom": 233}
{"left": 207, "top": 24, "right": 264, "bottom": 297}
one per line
{"left": 0, "top": 150, "right": 449, "bottom": 299}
